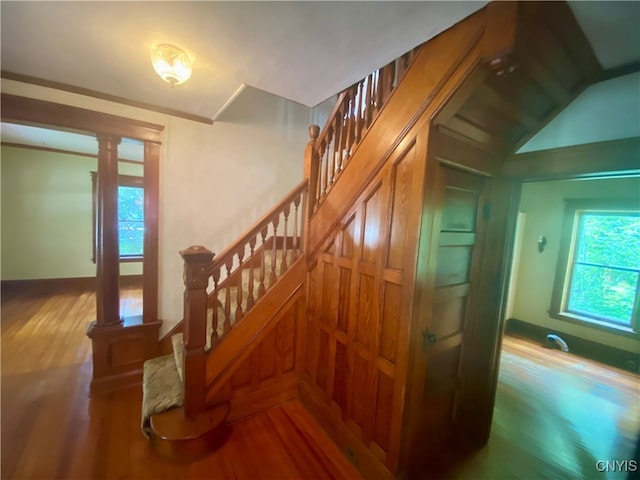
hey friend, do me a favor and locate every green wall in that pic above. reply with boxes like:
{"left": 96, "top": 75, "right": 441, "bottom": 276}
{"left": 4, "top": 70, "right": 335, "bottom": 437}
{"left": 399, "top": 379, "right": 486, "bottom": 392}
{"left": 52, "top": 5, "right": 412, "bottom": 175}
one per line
{"left": 1, "top": 146, "right": 142, "bottom": 280}
{"left": 510, "top": 176, "right": 640, "bottom": 353}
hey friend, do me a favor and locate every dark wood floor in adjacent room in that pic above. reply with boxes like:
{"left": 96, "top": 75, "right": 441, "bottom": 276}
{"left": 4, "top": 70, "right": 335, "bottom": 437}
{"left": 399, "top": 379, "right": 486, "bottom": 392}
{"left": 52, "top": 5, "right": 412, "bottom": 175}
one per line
{"left": 2, "top": 286, "right": 639, "bottom": 479}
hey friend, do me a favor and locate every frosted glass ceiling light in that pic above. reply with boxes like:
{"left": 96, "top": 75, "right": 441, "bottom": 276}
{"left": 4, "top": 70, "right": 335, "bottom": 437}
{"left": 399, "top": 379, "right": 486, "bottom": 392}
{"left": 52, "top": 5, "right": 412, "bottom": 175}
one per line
{"left": 151, "top": 44, "right": 192, "bottom": 85}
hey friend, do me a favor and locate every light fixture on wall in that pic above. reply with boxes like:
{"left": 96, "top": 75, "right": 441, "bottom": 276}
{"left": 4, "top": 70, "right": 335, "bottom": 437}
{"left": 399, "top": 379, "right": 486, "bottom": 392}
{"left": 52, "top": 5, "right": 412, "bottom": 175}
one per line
{"left": 150, "top": 44, "right": 192, "bottom": 86}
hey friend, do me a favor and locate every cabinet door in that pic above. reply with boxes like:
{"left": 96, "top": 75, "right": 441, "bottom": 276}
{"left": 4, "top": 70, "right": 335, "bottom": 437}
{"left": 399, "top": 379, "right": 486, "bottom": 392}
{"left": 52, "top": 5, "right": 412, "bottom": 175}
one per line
{"left": 411, "top": 164, "right": 489, "bottom": 467}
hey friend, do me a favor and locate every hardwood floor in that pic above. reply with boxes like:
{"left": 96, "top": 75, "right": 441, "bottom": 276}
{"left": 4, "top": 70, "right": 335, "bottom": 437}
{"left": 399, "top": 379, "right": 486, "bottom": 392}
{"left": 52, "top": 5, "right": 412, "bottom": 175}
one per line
{"left": 1, "top": 285, "right": 361, "bottom": 480}
{"left": 449, "top": 335, "right": 640, "bottom": 480}
{"left": 2, "top": 286, "right": 638, "bottom": 479}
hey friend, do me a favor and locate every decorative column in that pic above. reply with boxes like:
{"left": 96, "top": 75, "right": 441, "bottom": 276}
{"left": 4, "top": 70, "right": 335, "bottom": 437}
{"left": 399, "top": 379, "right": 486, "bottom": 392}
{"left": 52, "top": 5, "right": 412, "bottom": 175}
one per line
{"left": 180, "top": 245, "right": 215, "bottom": 417}
{"left": 95, "top": 134, "right": 122, "bottom": 326}
{"left": 143, "top": 141, "right": 160, "bottom": 324}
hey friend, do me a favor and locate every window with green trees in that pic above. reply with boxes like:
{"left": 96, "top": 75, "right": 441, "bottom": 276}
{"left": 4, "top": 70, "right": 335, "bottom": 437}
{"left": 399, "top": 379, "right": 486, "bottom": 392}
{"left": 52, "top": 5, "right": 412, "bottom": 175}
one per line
{"left": 118, "top": 185, "right": 144, "bottom": 257}
{"left": 91, "top": 173, "right": 144, "bottom": 262}
{"left": 551, "top": 199, "right": 639, "bottom": 335}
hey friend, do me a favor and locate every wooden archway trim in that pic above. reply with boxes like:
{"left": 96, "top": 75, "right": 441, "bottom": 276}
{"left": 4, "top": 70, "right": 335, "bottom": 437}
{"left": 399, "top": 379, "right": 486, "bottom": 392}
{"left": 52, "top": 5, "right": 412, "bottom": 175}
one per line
{"left": 1, "top": 93, "right": 164, "bottom": 143}
{"left": 1, "top": 92, "right": 163, "bottom": 326}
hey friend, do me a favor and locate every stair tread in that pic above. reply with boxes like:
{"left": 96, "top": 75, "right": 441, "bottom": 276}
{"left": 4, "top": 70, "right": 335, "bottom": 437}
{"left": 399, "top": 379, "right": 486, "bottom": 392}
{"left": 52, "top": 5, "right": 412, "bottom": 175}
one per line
{"left": 150, "top": 404, "right": 229, "bottom": 440}
{"left": 141, "top": 354, "right": 183, "bottom": 438}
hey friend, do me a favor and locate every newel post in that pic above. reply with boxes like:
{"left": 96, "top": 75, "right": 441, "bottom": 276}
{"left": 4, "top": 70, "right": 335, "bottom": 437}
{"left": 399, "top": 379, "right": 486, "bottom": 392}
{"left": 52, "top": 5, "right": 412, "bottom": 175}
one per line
{"left": 180, "top": 245, "right": 214, "bottom": 417}
{"left": 304, "top": 124, "right": 320, "bottom": 219}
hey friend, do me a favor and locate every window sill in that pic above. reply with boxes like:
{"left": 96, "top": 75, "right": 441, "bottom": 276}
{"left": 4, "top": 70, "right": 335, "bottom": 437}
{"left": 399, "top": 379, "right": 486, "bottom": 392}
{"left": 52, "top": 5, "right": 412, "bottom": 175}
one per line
{"left": 120, "top": 256, "right": 143, "bottom": 263}
{"left": 549, "top": 311, "right": 639, "bottom": 339}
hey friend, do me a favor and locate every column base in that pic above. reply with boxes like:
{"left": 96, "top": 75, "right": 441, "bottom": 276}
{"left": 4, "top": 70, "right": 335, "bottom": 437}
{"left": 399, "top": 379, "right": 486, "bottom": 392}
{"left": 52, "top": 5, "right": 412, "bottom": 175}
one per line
{"left": 87, "top": 317, "right": 162, "bottom": 395}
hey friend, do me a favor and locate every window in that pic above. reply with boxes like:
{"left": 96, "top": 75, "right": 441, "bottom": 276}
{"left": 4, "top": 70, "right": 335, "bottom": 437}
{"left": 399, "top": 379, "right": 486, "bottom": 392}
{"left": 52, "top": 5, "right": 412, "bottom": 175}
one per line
{"left": 551, "top": 199, "right": 640, "bottom": 335}
{"left": 92, "top": 173, "right": 144, "bottom": 262}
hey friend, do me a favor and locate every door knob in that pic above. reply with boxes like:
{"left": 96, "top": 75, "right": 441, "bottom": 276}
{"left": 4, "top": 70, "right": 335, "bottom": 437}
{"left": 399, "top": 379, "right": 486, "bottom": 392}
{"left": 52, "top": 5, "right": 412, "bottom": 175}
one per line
{"left": 422, "top": 329, "right": 437, "bottom": 351}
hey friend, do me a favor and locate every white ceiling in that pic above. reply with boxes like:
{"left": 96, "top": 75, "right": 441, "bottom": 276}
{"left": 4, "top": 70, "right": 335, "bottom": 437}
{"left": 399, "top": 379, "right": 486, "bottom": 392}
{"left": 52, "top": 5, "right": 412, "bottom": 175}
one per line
{"left": 1, "top": 1, "right": 639, "bottom": 155}
{"left": 1, "top": 1, "right": 486, "bottom": 120}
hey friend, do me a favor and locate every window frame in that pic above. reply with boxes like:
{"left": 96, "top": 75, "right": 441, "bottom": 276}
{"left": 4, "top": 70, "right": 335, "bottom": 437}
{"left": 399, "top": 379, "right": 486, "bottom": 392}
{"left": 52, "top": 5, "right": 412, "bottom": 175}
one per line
{"left": 550, "top": 198, "right": 640, "bottom": 337}
{"left": 91, "top": 172, "right": 144, "bottom": 263}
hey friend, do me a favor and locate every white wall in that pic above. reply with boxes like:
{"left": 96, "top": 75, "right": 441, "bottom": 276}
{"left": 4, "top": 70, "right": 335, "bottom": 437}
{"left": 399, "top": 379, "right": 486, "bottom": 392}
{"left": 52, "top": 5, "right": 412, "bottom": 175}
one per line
{"left": 510, "top": 177, "right": 640, "bottom": 353}
{"left": 1, "top": 79, "right": 326, "bottom": 334}
{"left": 1, "top": 146, "right": 143, "bottom": 279}
{"left": 519, "top": 72, "right": 640, "bottom": 153}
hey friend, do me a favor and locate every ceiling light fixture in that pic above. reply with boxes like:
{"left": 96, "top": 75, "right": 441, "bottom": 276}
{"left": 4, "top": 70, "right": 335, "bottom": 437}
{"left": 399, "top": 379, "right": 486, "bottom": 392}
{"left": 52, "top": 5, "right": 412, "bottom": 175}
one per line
{"left": 150, "top": 44, "right": 192, "bottom": 86}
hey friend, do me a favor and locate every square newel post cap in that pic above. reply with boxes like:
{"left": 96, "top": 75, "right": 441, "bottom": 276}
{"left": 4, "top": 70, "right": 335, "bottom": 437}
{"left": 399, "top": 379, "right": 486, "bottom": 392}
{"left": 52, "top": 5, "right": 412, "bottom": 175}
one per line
{"left": 179, "top": 245, "right": 215, "bottom": 262}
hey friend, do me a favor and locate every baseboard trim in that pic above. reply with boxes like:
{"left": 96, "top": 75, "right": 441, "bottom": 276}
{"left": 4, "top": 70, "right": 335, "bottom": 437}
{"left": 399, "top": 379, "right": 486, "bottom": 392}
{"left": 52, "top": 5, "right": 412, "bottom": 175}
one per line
{"left": 1, "top": 275, "right": 143, "bottom": 292}
{"left": 505, "top": 318, "right": 640, "bottom": 373}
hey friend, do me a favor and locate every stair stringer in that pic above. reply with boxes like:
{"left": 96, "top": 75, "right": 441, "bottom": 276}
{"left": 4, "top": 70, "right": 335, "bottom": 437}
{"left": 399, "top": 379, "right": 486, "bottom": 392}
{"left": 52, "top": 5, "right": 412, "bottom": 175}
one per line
{"left": 202, "top": 257, "right": 306, "bottom": 421}
{"left": 307, "top": 8, "right": 486, "bottom": 259}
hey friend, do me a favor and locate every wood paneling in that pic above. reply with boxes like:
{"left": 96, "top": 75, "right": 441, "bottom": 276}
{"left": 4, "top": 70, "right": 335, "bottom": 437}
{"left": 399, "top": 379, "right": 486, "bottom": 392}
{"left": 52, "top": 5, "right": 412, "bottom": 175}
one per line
{"left": 305, "top": 125, "right": 427, "bottom": 476}
{"left": 204, "top": 259, "right": 306, "bottom": 405}
{"left": 432, "top": 3, "right": 600, "bottom": 161}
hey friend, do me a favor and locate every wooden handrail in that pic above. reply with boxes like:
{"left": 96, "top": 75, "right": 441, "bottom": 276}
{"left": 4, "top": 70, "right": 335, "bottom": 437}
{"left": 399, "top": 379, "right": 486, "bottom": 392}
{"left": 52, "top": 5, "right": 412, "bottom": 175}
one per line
{"left": 309, "top": 45, "right": 422, "bottom": 214}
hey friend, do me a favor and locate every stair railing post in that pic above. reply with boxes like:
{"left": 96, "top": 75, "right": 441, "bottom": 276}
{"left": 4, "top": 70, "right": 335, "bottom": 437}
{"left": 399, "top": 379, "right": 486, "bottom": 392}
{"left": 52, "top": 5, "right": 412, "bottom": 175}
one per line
{"left": 304, "top": 124, "right": 320, "bottom": 255}
{"left": 304, "top": 125, "right": 320, "bottom": 216}
{"left": 180, "top": 245, "right": 214, "bottom": 418}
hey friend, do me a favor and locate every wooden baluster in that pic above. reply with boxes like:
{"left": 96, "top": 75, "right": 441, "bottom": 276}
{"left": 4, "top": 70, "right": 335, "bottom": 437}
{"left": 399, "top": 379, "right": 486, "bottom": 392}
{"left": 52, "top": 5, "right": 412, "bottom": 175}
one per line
{"left": 381, "top": 61, "right": 396, "bottom": 104}
{"left": 320, "top": 138, "right": 328, "bottom": 198}
{"left": 292, "top": 195, "right": 301, "bottom": 261}
{"left": 305, "top": 125, "right": 320, "bottom": 218}
{"left": 334, "top": 110, "right": 343, "bottom": 175}
{"left": 354, "top": 82, "right": 363, "bottom": 143}
{"left": 346, "top": 88, "right": 356, "bottom": 156}
{"left": 224, "top": 258, "right": 233, "bottom": 333}
{"left": 210, "top": 266, "right": 220, "bottom": 347}
{"left": 282, "top": 204, "right": 290, "bottom": 272}
{"left": 258, "top": 226, "right": 268, "bottom": 297}
{"left": 375, "top": 68, "right": 383, "bottom": 116}
{"left": 179, "top": 245, "right": 214, "bottom": 417}
{"left": 364, "top": 73, "right": 373, "bottom": 128}
{"left": 326, "top": 126, "right": 334, "bottom": 187}
{"left": 235, "top": 249, "right": 244, "bottom": 322}
{"left": 270, "top": 217, "right": 279, "bottom": 286}
{"left": 246, "top": 236, "right": 256, "bottom": 310}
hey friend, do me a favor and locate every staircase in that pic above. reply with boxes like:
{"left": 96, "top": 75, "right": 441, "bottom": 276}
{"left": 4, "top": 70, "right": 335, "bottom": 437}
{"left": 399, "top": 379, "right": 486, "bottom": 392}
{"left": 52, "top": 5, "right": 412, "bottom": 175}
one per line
{"left": 138, "top": 2, "right": 600, "bottom": 473}
{"left": 141, "top": 183, "right": 307, "bottom": 460}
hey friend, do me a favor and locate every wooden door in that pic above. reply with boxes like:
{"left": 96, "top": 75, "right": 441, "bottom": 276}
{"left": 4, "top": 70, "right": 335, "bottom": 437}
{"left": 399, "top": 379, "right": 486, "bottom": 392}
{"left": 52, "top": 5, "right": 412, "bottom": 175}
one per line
{"left": 411, "top": 164, "right": 489, "bottom": 466}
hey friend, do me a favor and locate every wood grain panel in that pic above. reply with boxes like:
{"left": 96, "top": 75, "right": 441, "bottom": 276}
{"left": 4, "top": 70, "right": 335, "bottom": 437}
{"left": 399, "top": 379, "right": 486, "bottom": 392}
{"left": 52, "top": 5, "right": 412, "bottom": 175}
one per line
{"left": 321, "top": 261, "right": 337, "bottom": 327}
{"left": 333, "top": 341, "right": 349, "bottom": 411}
{"left": 337, "top": 268, "right": 351, "bottom": 334}
{"left": 341, "top": 214, "right": 357, "bottom": 258}
{"left": 435, "top": 246, "right": 473, "bottom": 287}
{"left": 355, "top": 274, "right": 375, "bottom": 347}
{"left": 387, "top": 144, "right": 417, "bottom": 270}
{"left": 230, "top": 355, "right": 252, "bottom": 389}
{"left": 361, "top": 183, "right": 384, "bottom": 264}
{"left": 379, "top": 282, "right": 402, "bottom": 365}
{"left": 373, "top": 371, "right": 395, "bottom": 453}
{"left": 350, "top": 353, "right": 372, "bottom": 435}
{"left": 317, "top": 329, "right": 331, "bottom": 392}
